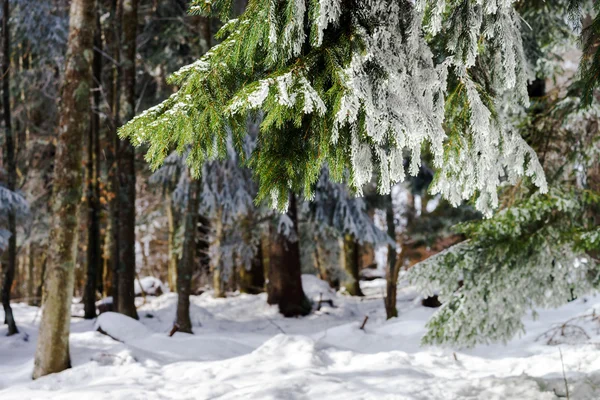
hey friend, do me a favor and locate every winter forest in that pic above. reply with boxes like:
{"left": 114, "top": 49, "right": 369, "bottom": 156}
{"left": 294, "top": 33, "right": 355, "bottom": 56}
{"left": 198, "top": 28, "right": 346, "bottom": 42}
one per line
{"left": 0, "top": 0, "right": 600, "bottom": 398}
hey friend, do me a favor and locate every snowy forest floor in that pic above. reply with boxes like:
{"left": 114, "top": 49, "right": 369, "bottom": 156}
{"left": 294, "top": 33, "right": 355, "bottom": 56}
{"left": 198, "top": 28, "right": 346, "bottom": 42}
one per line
{"left": 2, "top": 275, "right": 600, "bottom": 399}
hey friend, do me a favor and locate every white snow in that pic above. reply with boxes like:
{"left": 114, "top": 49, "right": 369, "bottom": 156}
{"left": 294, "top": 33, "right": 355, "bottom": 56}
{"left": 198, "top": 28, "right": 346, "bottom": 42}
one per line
{"left": 1, "top": 276, "right": 600, "bottom": 399}
{"left": 134, "top": 276, "right": 166, "bottom": 296}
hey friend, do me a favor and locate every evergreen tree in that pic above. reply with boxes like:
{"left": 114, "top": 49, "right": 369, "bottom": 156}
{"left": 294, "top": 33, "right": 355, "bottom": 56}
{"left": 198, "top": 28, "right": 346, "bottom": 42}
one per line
{"left": 410, "top": 0, "right": 600, "bottom": 347}
{"left": 117, "top": 0, "right": 600, "bottom": 332}
{"left": 120, "top": 0, "right": 547, "bottom": 219}
{"left": 305, "top": 167, "right": 389, "bottom": 295}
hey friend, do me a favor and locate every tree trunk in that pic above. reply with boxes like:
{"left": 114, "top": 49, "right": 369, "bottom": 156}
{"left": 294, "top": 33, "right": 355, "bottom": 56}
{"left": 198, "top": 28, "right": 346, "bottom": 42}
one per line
{"left": 384, "top": 194, "right": 399, "bottom": 319}
{"left": 175, "top": 176, "right": 200, "bottom": 333}
{"left": 26, "top": 244, "right": 35, "bottom": 305}
{"left": 165, "top": 192, "right": 178, "bottom": 292}
{"left": 103, "top": 0, "right": 121, "bottom": 308}
{"left": 32, "top": 0, "right": 95, "bottom": 379}
{"left": 342, "top": 234, "right": 363, "bottom": 296}
{"left": 116, "top": 0, "right": 138, "bottom": 319}
{"left": 239, "top": 243, "right": 265, "bottom": 294}
{"left": 312, "top": 232, "right": 340, "bottom": 289}
{"left": 83, "top": 13, "right": 103, "bottom": 319}
{"left": 196, "top": 214, "right": 211, "bottom": 284}
{"left": 210, "top": 208, "right": 225, "bottom": 298}
{"left": 36, "top": 251, "right": 47, "bottom": 307}
{"left": 1, "top": 0, "right": 18, "bottom": 336}
{"left": 267, "top": 193, "right": 311, "bottom": 317}
{"left": 587, "top": 162, "right": 600, "bottom": 261}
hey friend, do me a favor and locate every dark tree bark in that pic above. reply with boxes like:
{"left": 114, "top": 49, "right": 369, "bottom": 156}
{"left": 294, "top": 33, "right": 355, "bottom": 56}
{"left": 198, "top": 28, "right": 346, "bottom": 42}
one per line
{"left": 210, "top": 208, "right": 225, "bottom": 298}
{"left": 116, "top": 0, "right": 138, "bottom": 319}
{"left": 32, "top": 0, "right": 95, "bottom": 379}
{"left": 104, "top": 0, "right": 121, "bottom": 308}
{"left": 83, "top": 11, "right": 103, "bottom": 319}
{"left": 36, "top": 251, "right": 47, "bottom": 307}
{"left": 239, "top": 243, "right": 265, "bottom": 294}
{"left": 196, "top": 214, "right": 211, "bottom": 281}
{"left": 384, "top": 194, "right": 399, "bottom": 319}
{"left": 239, "top": 213, "right": 265, "bottom": 294}
{"left": 384, "top": 193, "right": 416, "bottom": 319}
{"left": 26, "top": 244, "right": 35, "bottom": 305}
{"left": 1, "top": 0, "right": 18, "bottom": 336}
{"left": 342, "top": 235, "right": 363, "bottom": 296}
{"left": 175, "top": 176, "right": 201, "bottom": 333}
{"left": 165, "top": 192, "right": 179, "bottom": 292}
{"left": 267, "top": 193, "right": 311, "bottom": 317}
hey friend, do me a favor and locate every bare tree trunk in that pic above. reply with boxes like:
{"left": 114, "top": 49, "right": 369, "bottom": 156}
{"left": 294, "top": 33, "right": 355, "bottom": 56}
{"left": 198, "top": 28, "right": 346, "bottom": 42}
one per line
{"left": 116, "top": 0, "right": 138, "bottom": 319}
{"left": 1, "top": 0, "right": 18, "bottom": 336}
{"left": 165, "top": 192, "right": 178, "bottom": 292}
{"left": 36, "top": 251, "right": 47, "bottom": 307}
{"left": 196, "top": 213, "right": 211, "bottom": 285}
{"left": 210, "top": 208, "right": 225, "bottom": 298}
{"left": 267, "top": 193, "right": 311, "bottom": 317}
{"left": 384, "top": 194, "right": 399, "bottom": 319}
{"left": 26, "top": 244, "right": 35, "bottom": 305}
{"left": 83, "top": 12, "right": 103, "bottom": 319}
{"left": 384, "top": 192, "right": 416, "bottom": 319}
{"left": 103, "top": 0, "right": 121, "bottom": 308}
{"left": 342, "top": 234, "right": 363, "bottom": 296}
{"left": 587, "top": 163, "right": 600, "bottom": 261}
{"left": 32, "top": 0, "right": 95, "bottom": 379}
{"left": 175, "top": 177, "right": 200, "bottom": 333}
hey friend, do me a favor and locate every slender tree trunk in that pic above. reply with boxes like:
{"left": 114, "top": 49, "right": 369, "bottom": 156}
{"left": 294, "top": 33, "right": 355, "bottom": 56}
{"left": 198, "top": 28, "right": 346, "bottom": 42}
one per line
{"left": 588, "top": 163, "right": 600, "bottom": 261}
{"left": 384, "top": 194, "right": 399, "bottom": 319}
{"left": 175, "top": 177, "right": 200, "bottom": 333}
{"left": 260, "top": 227, "right": 270, "bottom": 284}
{"left": 267, "top": 193, "right": 311, "bottom": 317}
{"left": 196, "top": 213, "right": 211, "bottom": 284}
{"left": 1, "top": 0, "right": 18, "bottom": 336}
{"left": 105, "top": 0, "right": 121, "bottom": 310}
{"left": 83, "top": 12, "right": 103, "bottom": 319}
{"left": 342, "top": 235, "right": 363, "bottom": 296}
{"left": 26, "top": 244, "right": 35, "bottom": 305}
{"left": 36, "top": 251, "right": 47, "bottom": 307}
{"left": 210, "top": 208, "right": 225, "bottom": 298}
{"left": 32, "top": 0, "right": 95, "bottom": 379}
{"left": 116, "top": 0, "right": 138, "bottom": 319}
{"left": 165, "top": 192, "right": 178, "bottom": 292}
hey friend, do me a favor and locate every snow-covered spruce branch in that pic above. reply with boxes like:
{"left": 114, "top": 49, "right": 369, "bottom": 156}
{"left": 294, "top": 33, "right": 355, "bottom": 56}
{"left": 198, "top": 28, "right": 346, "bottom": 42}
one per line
{"left": 409, "top": 189, "right": 599, "bottom": 347}
{"left": 121, "top": 0, "right": 548, "bottom": 216}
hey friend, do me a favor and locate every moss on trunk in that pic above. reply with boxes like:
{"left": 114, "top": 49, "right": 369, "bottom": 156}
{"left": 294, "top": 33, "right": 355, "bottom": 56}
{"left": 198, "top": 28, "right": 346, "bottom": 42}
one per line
{"left": 33, "top": 0, "right": 95, "bottom": 379}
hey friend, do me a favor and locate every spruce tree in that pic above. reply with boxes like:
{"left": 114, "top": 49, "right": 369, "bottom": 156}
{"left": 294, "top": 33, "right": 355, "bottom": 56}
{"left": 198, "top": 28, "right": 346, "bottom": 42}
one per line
{"left": 120, "top": 0, "right": 547, "bottom": 218}
{"left": 118, "top": 0, "right": 600, "bottom": 332}
{"left": 306, "top": 167, "right": 389, "bottom": 294}
{"left": 410, "top": 0, "right": 600, "bottom": 347}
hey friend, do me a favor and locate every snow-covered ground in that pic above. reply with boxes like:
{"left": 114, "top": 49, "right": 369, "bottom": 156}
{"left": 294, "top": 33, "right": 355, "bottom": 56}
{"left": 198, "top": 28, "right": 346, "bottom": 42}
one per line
{"left": 1, "top": 275, "right": 600, "bottom": 399}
